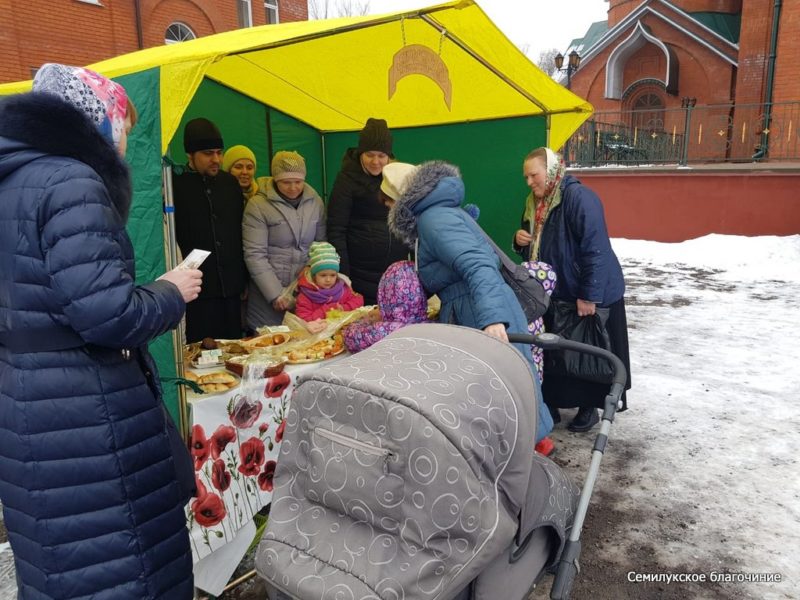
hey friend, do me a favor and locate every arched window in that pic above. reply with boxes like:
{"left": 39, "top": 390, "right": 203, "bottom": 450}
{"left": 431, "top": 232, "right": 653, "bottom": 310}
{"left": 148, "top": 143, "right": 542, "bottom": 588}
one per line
{"left": 631, "top": 92, "right": 665, "bottom": 132}
{"left": 165, "top": 22, "right": 196, "bottom": 45}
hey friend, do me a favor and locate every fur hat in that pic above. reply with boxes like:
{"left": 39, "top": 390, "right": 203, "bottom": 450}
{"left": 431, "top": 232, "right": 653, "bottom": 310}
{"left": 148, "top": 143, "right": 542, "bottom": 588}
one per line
{"left": 308, "top": 241, "right": 340, "bottom": 276}
{"left": 222, "top": 145, "right": 256, "bottom": 172}
{"left": 271, "top": 150, "right": 306, "bottom": 181}
{"left": 184, "top": 118, "right": 223, "bottom": 153}
{"left": 380, "top": 162, "right": 418, "bottom": 201}
{"left": 357, "top": 117, "right": 393, "bottom": 156}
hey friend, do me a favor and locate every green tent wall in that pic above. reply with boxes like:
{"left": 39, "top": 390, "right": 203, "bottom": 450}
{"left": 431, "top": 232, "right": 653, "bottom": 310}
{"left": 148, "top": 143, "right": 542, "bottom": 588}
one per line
{"left": 153, "top": 76, "right": 548, "bottom": 423}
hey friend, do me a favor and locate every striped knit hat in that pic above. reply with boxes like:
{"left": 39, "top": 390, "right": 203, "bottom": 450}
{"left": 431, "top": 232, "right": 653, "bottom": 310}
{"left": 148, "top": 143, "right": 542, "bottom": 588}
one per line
{"left": 308, "top": 241, "right": 340, "bottom": 276}
{"left": 271, "top": 150, "right": 306, "bottom": 182}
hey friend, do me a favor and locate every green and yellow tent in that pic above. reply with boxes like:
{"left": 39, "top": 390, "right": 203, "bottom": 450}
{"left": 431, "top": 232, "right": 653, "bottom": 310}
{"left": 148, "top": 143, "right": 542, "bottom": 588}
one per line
{"left": 0, "top": 0, "right": 592, "bottom": 429}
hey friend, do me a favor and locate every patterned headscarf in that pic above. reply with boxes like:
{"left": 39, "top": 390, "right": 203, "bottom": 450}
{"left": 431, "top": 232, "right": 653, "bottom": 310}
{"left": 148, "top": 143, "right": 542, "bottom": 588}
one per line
{"left": 522, "top": 147, "right": 566, "bottom": 261}
{"left": 32, "top": 63, "right": 129, "bottom": 149}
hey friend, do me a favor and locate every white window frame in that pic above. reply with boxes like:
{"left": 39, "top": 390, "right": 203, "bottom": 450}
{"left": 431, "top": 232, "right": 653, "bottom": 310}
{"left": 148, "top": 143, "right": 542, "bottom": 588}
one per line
{"left": 238, "top": 0, "right": 253, "bottom": 28}
{"left": 165, "top": 22, "right": 197, "bottom": 45}
{"left": 264, "top": 0, "right": 279, "bottom": 24}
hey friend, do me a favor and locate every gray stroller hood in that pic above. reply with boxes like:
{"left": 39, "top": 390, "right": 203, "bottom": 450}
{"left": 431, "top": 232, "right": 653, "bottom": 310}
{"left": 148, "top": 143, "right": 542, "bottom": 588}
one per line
{"left": 256, "top": 324, "right": 577, "bottom": 600}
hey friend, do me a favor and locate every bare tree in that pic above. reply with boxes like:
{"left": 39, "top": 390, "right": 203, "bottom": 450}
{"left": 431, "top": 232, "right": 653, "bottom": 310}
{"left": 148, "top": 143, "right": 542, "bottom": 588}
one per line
{"left": 309, "top": 0, "right": 371, "bottom": 19}
{"left": 536, "top": 48, "right": 561, "bottom": 78}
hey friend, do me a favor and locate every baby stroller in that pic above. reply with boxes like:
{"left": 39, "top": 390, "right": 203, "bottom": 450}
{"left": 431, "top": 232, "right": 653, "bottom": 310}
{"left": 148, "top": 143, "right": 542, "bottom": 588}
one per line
{"left": 255, "top": 323, "right": 626, "bottom": 600}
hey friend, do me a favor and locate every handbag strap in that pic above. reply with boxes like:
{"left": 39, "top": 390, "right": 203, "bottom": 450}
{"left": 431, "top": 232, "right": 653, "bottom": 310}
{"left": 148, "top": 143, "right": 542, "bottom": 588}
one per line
{"left": 469, "top": 218, "right": 519, "bottom": 273}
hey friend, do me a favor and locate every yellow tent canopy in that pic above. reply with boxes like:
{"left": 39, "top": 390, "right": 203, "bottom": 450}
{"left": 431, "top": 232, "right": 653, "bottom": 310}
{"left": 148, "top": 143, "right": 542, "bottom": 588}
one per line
{"left": 0, "top": 0, "right": 593, "bottom": 428}
{"left": 0, "top": 0, "right": 592, "bottom": 154}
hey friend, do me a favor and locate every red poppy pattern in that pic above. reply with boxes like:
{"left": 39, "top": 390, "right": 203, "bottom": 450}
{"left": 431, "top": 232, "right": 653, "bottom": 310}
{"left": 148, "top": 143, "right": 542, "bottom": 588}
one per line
{"left": 238, "top": 436, "right": 266, "bottom": 476}
{"left": 258, "top": 460, "right": 277, "bottom": 492}
{"left": 274, "top": 419, "right": 286, "bottom": 444}
{"left": 210, "top": 424, "right": 236, "bottom": 460}
{"left": 191, "top": 491, "right": 227, "bottom": 527}
{"left": 264, "top": 371, "right": 291, "bottom": 398}
{"left": 186, "top": 359, "right": 303, "bottom": 563}
{"left": 190, "top": 424, "right": 209, "bottom": 470}
{"left": 211, "top": 458, "right": 231, "bottom": 492}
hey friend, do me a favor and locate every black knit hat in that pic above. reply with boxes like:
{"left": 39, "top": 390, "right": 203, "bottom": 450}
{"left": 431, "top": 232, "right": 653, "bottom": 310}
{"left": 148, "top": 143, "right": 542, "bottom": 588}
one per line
{"left": 357, "top": 117, "right": 393, "bottom": 156}
{"left": 184, "top": 118, "right": 223, "bottom": 153}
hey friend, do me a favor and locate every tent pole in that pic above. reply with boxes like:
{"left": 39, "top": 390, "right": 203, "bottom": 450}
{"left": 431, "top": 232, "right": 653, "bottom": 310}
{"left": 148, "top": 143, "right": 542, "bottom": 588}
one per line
{"left": 162, "top": 162, "right": 190, "bottom": 442}
{"left": 321, "top": 133, "right": 328, "bottom": 202}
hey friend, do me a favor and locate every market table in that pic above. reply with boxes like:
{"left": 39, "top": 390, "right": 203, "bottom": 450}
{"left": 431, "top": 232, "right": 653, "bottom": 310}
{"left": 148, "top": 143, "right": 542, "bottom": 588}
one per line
{"left": 184, "top": 354, "right": 348, "bottom": 594}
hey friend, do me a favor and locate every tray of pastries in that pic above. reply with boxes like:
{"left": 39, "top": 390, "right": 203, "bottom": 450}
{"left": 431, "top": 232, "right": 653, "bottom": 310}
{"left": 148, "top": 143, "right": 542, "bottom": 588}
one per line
{"left": 241, "top": 332, "right": 291, "bottom": 350}
{"left": 184, "top": 370, "right": 240, "bottom": 395}
{"left": 286, "top": 333, "right": 345, "bottom": 364}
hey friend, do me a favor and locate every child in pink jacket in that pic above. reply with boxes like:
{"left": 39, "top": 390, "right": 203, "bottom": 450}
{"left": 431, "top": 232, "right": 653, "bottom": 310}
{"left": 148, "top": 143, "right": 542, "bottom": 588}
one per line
{"left": 295, "top": 241, "right": 364, "bottom": 333}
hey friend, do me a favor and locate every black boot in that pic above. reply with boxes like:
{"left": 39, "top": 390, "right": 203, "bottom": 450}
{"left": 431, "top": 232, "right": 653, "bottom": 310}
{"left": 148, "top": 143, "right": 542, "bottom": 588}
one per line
{"left": 548, "top": 404, "right": 561, "bottom": 425}
{"left": 567, "top": 407, "right": 599, "bottom": 432}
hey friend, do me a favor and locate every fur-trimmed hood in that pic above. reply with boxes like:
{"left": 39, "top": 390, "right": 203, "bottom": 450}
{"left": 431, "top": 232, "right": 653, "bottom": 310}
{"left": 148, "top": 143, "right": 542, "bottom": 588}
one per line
{"left": 387, "top": 161, "right": 462, "bottom": 245}
{"left": 0, "top": 92, "right": 132, "bottom": 221}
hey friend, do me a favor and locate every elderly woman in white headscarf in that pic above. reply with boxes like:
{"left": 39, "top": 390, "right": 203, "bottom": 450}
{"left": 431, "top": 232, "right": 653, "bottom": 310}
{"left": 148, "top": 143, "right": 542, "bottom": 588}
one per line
{"left": 514, "top": 147, "right": 631, "bottom": 433}
{"left": 0, "top": 64, "right": 200, "bottom": 599}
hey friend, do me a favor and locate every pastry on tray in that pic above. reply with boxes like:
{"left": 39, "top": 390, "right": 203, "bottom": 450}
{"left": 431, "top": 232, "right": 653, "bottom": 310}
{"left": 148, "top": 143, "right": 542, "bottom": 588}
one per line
{"left": 286, "top": 334, "right": 345, "bottom": 363}
{"left": 192, "top": 371, "right": 239, "bottom": 395}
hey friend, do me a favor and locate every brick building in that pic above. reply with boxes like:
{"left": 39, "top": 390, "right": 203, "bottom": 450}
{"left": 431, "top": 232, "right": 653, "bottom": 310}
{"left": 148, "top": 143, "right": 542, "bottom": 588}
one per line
{"left": 564, "top": 0, "right": 800, "bottom": 162}
{"left": 0, "top": 0, "right": 308, "bottom": 84}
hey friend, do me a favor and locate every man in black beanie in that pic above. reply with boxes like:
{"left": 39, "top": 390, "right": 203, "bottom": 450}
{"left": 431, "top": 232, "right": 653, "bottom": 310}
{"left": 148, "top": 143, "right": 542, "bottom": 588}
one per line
{"left": 327, "top": 117, "right": 409, "bottom": 304}
{"left": 172, "top": 118, "right": 248, "bottom": 342}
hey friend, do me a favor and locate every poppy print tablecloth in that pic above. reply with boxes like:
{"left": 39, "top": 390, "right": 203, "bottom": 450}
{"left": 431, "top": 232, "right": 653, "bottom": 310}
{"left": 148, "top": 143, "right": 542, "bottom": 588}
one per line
{"left": 185, "top": 360, "right": 326, "bottom": 563}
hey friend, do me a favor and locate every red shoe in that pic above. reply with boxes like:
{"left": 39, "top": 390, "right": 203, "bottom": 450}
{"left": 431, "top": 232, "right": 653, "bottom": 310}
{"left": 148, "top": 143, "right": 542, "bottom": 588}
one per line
{"left": 535, "top": 436, "right": 555, "bottom": 457}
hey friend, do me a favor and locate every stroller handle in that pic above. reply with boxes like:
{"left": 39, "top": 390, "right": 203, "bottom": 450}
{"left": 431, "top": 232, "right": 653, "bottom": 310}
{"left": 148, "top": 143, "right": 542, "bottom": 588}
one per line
{"left": 508, "top": 332, "right": 627, "bottom": 600}
{"left": 507, "top": 332, "right": 627, "bottom": 399}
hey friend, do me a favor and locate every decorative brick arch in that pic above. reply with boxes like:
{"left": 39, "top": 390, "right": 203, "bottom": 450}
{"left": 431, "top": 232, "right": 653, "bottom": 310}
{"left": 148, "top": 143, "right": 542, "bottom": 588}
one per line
{"left": 605, "top": 20, "right": 678, "bottom": 99}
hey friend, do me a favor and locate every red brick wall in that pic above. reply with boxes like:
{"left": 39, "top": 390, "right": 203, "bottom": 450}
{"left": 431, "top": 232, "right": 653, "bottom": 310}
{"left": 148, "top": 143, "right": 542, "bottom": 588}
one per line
{"left": 672, "top": 0, "right": 741, "bottom": 13}
{"left": 571, "top": 13, "right": 736, "bottom": 113}
{"left": 734, "top": 0, "right": 772, "bottom": 106}
{"left": 772, "top": 0, "right": 800, "bottom": 106}
{"left": 608, "top": 0, "right": 741, "bottom": 28}
{"left": 0, "top": 0, "right": 309, "bottom": 84}
{"left": 280, "top": 0, "right": 308, "bottom": 22}
{"left": 573, "top": 168, "right": 800, "bottom": 242}
{"left": 607, "top": 0, "right": 640, "bottom": 28}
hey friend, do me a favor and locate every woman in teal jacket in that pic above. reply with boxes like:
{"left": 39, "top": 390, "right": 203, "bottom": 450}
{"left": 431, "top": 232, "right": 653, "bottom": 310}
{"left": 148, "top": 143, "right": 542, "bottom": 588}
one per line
{"left": 384, "top": 161, "right": 553, "bottom": 444}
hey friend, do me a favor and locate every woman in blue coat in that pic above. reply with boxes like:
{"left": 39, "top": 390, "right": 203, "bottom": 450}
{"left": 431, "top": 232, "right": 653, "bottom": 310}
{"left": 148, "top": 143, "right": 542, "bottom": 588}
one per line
{"left": 514, "top": 147, "right": 631, "bottom": 433}
{"left": 0, "top": 64, "right": 201, "bottom": 599}
{"left": 384, "top": 161, "right": 553, "bottom": 445}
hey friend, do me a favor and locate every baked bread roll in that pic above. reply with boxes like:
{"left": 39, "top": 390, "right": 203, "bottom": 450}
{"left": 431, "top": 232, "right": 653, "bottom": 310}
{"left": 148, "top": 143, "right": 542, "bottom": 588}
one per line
{"left": 199, "top": 371, "right": 237, "bottom": 385}
{"left": 200, "top": 383, "right": 229, "bottom": 393}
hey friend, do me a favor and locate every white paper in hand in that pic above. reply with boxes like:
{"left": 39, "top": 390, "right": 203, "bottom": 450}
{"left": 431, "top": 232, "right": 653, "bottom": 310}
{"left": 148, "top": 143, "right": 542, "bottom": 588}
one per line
{"left": 177, "top": 249, "right": 211, "bottom": 270}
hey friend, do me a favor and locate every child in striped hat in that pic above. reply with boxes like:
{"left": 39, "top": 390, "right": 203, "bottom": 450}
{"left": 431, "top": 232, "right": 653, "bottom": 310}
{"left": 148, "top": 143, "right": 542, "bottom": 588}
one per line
{"left": 295, "top": 241, "right": 364, "bottom": 333}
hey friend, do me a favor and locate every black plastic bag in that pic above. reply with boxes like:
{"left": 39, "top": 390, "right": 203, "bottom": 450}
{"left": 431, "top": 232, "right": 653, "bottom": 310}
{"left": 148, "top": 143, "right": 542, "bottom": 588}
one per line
{"left": 545, "top": 299, "right": 614, "bottom": 384}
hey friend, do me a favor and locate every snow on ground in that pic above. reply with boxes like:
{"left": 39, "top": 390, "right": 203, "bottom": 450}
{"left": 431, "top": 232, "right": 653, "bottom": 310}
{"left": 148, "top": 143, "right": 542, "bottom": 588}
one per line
{"left": 533, "top": 233, "right": 800, "bottom": 600}
{"left": 2, "top": 234, "right": 799, "bottom": 600}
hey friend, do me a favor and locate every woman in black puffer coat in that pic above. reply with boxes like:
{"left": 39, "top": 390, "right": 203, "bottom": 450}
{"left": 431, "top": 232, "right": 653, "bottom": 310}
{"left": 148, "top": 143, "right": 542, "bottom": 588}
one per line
{"left": 0, "top": 64, "right": 201, "bottom": 600}
{"left": 326, "top": 118, "right": 409, "bottom": 304}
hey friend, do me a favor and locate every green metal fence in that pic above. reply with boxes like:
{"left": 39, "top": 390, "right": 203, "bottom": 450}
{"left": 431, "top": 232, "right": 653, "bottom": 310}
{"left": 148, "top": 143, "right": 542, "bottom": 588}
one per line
{"left": 565, "top": 101, "right": 800, "bottom": 166}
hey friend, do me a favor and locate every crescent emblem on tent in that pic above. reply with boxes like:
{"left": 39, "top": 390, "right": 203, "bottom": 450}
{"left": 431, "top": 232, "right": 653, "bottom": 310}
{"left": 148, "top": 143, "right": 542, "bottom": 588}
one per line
{"left": 388, "top": 44, "right": 452, "bottom": 111}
